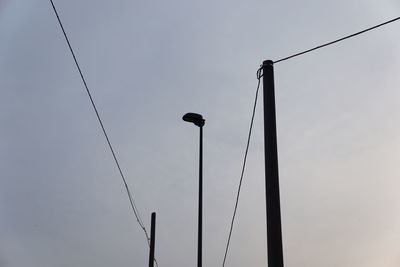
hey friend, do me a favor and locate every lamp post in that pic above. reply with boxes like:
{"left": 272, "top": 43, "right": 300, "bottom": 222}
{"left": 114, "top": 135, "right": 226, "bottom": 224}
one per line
{"left": 182, "top": 112, "right": 205, "bottom": 267}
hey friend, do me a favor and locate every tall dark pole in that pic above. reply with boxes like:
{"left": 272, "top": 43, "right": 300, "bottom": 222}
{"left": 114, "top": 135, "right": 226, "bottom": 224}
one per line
{"left": 262, "top": 60, "right": 284, "bottom": 267}
{"left": 148, "top": 212, "right": 156, "bottom": 267}
{"left": 198, "top": 125, "right": 203, "bottom": 267}
{"left": 182, "top": 112, "right": 205, "bottom": 267}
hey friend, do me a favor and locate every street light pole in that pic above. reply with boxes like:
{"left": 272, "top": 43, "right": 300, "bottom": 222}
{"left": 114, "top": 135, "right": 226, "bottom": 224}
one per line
{"left": 182, "top": 112, "right": 205, "bottom": 267}
{"left": 198, "top": 124, "right": 203, "bottom": 267}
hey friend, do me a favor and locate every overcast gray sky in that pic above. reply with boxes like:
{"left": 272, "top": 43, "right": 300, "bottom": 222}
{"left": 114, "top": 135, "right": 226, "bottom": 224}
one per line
{"left": 1, "top": 0, "right": 400, "bottom": 266}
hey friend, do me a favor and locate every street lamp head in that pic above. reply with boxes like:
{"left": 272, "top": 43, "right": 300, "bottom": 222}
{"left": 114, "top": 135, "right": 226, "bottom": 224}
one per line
{"left": 182, "top": 112, "right": 205, "bottom": 127}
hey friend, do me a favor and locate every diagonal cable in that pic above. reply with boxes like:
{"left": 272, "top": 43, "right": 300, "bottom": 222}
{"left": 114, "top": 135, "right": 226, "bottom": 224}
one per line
{"left": 49, "top": 1, "right": 158, "bottom": 266}
{"left": 222, "top": 14, "right": 400, "bottom": 267}
{"left": 222, "top": 68, "right": 263, "bottom": 267}
{"left": 274, "top": 16, "right": 400, "bottom": 64}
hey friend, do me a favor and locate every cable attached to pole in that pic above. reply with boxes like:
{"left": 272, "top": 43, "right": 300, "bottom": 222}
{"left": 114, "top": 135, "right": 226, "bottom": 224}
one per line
{"left": 222, "top": 14, "right": 400, "bottom": 267}
{"left": 274, "top": 16, "right": 400, "bottom": 64}
{"left": 49, "top": 1, "right": 158, "bottom": 266}
{"left": 221, "top": 69, "right": 262, "bottom": 267}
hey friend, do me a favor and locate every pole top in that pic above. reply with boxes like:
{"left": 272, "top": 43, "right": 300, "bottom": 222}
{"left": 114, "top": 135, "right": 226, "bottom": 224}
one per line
{"left": 263, "top": 60, "right": 274, "bottom": 66}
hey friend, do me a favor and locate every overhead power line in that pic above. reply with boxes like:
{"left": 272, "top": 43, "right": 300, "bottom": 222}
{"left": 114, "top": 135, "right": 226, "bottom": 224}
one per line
{"left": 49, "top": 1, "right": 158, "bottom": 266}
{"left": 221, "top": 69, "right": 263, "bottom": 267}
{"left": 222, "top": 14, "right": 400, "bottom": 267}
{"left": 274, "top": 16, "right": 400, "bottom": 64}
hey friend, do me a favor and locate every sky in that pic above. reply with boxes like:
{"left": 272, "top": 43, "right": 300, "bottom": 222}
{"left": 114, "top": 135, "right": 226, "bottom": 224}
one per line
{"left": 1, "top": 0, "right": 400, "bottom": 266}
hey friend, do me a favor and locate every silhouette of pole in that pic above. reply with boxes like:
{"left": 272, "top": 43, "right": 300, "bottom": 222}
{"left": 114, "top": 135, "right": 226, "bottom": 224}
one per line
{"left": 182, "top": 113, "right": 205, "bottom": 267}
{"left": 262, "top": 60, "right": 284, "bottom": 267}
{"left": 148, "top": 212, "right": 156, "bottom": 267}
{"left": 198, "top": 124, "right": 203, "bottom": 267}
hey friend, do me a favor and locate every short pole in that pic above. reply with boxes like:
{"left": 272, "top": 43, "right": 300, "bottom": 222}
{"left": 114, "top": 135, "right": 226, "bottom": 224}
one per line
{"left": 149, "top": 212, "right": 156, "bottom": 267}
{"left": 262, "top": 60, "right": 284, "bottom": 267}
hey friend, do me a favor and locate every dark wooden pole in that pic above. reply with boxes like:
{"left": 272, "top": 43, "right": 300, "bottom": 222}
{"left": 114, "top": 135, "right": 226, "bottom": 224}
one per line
{"left": 149, "top": 212, "right": 156, "bottom": 267}
{"left": 262, "top": 60, "right": 284, "bottom": 267}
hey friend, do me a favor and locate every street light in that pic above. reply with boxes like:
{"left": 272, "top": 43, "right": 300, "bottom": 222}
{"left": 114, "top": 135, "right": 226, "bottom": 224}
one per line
{"left": 182, "top": 112, "right": 205, "bottom": 267}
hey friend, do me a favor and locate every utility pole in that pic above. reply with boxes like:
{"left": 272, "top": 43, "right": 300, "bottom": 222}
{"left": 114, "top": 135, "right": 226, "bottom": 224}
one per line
{"left": 262, "top": 60, "right": 284, "bottom": 267}
{"left": 148, "top": 212, "right": 156, "bottom": 267}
